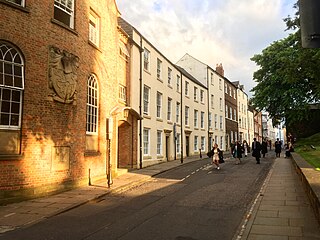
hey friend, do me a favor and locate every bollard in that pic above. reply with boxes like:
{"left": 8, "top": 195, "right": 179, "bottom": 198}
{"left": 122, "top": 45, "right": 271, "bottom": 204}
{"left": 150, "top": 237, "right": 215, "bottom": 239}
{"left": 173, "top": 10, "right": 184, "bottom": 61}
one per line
{"left": 199, "top": 149, "right": 202, "bottom": 158}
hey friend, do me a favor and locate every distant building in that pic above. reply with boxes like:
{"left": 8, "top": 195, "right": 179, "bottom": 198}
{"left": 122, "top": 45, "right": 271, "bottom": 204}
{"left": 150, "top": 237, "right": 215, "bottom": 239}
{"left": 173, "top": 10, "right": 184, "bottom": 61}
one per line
{"left": 176, "top": 54, "right": 226, "bottom": 151}
{"left": 233, "top": 81, "right": 249, "bottom": 143}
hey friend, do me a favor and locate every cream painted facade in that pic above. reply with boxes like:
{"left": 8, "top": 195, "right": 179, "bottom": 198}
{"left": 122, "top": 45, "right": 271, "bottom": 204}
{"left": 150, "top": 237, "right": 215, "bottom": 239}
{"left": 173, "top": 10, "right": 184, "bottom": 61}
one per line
{"left": 119, "top": 18, "right": 211, "bottom": 168}
{"left": 247, "top": 109, "right": 255, "bottom": 146}
{"left": 234, "top": 82, "right": 249, "bottom": 144}
{"left": 177, "top": 54, "right": 225, "bottom": 151}
{"left": 179, "top": 68, "right": 208, "bottom": 157}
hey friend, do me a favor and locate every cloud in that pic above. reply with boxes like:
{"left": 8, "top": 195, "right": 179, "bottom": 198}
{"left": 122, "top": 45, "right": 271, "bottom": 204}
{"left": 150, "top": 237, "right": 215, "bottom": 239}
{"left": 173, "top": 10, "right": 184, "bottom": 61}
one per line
{"left": 117, "top": 0, "right": 297, "bottom": 96}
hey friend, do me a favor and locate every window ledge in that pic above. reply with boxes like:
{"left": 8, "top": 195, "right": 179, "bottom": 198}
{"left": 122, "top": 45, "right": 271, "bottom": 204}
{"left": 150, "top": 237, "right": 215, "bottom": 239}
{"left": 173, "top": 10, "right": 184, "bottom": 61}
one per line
{"left": 84, "top": 151, "right": 101, "bottom": 157}
{"left": 51, "top": 18, "right": 78, "bottom": 36}
{"left": 88, "top": 41, "right": 102, "bottom": 52}
{"left": 0, "top": 0, "right": 30, "bottom": 12}
{"left": 0, "top": 154, "right": 23, "bottom": 161}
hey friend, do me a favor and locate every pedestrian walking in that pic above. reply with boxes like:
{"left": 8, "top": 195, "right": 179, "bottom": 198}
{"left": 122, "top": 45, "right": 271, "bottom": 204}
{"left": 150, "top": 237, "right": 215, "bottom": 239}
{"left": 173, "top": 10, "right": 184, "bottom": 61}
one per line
{"left": 261, "top": 138, "right": 268, "bottom": 158}
{"left": 211, "top": 143, "right": 222, "bottom": 170}
{"left": 252, "top": 138, "right": 261, "bottom": 164}
{"left": 275, "top": 138, "right": 282, "bottom": 157}
{"left": 232, "top": 140, "right": 243, "bottom": 164}
{"left": 243, "top": 140, "right": 249, "bottom": 157}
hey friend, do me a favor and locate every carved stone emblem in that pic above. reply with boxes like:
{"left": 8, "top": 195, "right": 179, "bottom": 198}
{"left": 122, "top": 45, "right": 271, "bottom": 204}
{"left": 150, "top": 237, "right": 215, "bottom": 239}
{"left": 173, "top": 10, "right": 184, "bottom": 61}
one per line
{"left": 48, "top": 46, "right": 79, "bottom": 103}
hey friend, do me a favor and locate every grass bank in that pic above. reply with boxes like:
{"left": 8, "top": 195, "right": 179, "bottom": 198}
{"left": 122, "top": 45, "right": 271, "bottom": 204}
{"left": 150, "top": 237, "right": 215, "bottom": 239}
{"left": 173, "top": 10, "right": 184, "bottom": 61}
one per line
{"left": 294, "top": 133, "right": 320, "bottom": 170}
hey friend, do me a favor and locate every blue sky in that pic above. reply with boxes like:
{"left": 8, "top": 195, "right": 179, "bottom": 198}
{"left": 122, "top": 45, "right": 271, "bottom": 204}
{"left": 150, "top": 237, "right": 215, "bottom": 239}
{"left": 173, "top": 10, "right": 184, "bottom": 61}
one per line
{"left": 117, "top": 0, "right": 297, "bottom": 96}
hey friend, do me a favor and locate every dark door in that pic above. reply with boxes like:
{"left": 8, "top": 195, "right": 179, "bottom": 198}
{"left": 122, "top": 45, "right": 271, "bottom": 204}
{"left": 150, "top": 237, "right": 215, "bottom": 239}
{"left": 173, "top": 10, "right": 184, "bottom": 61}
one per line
{"left": 166, "top": 136, "right": 169, "bottom": 161}
{"left": 186, "top": 136, "right": 189, "bottom": 157}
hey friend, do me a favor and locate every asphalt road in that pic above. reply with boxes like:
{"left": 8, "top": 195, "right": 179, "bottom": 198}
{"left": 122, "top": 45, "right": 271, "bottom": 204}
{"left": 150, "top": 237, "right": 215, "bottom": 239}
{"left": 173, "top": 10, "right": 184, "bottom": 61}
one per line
{"left": 1, "top": 155, "right": 274, "bottom": 240}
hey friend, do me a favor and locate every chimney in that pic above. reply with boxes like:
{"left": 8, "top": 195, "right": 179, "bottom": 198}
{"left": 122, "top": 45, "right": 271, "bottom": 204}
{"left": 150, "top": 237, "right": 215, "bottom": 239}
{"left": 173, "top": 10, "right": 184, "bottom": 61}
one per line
{"left": 216, "top": 63, "right": 224, "bottom": 76}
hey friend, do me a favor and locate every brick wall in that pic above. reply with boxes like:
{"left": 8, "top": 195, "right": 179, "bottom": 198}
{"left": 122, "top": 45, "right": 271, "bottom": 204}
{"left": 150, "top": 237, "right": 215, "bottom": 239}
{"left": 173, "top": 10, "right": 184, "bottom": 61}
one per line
{"left": 0, "top": 0, "right": 122, "bottom": 200}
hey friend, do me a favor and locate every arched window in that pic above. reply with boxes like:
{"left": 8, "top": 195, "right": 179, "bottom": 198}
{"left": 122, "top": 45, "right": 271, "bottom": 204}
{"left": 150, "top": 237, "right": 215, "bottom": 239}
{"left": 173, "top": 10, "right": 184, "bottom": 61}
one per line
{"left": 86, "top": 74, "right": 98, "bottom": 134}
{"left": 0, "top": 42, "right": 24, "bottom": 129}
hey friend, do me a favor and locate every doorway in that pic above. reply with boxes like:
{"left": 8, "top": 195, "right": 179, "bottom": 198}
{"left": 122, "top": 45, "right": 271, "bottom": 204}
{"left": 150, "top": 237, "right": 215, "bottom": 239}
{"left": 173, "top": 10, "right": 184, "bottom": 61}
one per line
{"left": 186, "top": 136, "right": 190, "bottom": 157}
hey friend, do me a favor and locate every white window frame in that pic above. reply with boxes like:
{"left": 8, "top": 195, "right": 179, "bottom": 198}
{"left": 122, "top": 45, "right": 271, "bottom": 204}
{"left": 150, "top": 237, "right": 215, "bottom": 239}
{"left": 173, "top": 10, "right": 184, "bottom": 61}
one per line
{"left": 219, "top": 98, "right": 223, "bottom": 111}
{"left": 157, "top": 130, "right": 162, "bottom": 155}
{"left": 211, "top": 94, "right": 214, "bottom": 108}
{"left": 168, "top": 67, "right": 172, "bottom": 86}
{"left": 176, "top": 133, "right": 181, "bottom": 153}
{"left": 54, "top": 0, "right": 75, "bottom": 28}
{"left": 143, "top": 85, "right": 150, "bottom": 115}
{"left": 194, "top": 136, "right": 198, "bottom": 151}
{"left": 214, "top": 114, "right": 218, "bottom": 129}
{"left": 220, "top": 115, "right": 223, "bottom": 129}
{"left": 194, "top": 86, "right": 198, "bottom": 101}
{"left": 157, "top": 58, "right": 162, "bottom": 80}
{"left": 200, "top": 90, "right": 204, "bottom": 103}
{"left": 86, "top": 74, "right": 99, "bottom": 134}
{"left": 89, "top": 10, "right": 100, "bottom": 47}
{"left": 119, "top": 84, "right": 126, "bottom": 102}
{"left": 167, "top": 98, "right": 172, "bottom": 121}
{"left": 194, "top": 110, "right": 198, "bottom": 128}
{"left": 185, "top": 106, "right": 189, "bottom": 126}
{"left": 201, "top": 111, "right": 205, "bottom": 129}
{"left": 185, "top": 81, "right": 189, "bottom": 96}
{"left": 156, "top": 91, "right": 162, "bottom": 118}
{"left": 201, "top": 136, "right": 205, "bottom": 151}
{"left": 143, "top": 48, "right": 150, "bottom": 71}
{"left": 209, "top": 112, "right": 212, "bottom": 128}
{"left": 143, "top": 128, "right": 150, "bottom": 156}
{"left": 5, "top": 0, "right": 25, "bottom": 7}
{"left": 176, "top": 75, "right": 180, "bottom": 92}
{"left": 0, "top": 42, "right": 24, "bottom": 129}
{"left": 176, "top": 102, "right": 180, "bottom": 123}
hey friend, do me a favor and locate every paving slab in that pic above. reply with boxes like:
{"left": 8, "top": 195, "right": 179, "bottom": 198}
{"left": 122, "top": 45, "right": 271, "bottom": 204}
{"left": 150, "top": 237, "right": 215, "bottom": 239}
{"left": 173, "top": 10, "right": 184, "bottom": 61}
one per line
{"left": 238, "top": 157, "right": 320, "bottom": 240}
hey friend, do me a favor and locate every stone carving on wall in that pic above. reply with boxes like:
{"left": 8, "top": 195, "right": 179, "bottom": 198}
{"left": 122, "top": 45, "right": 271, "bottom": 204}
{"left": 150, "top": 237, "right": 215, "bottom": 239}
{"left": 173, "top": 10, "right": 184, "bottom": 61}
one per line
{"left": 51, "top": 146, "right": 70, "bottom": 171}
{"left": 48, "top": 46, "right": 79, "bottom": 104}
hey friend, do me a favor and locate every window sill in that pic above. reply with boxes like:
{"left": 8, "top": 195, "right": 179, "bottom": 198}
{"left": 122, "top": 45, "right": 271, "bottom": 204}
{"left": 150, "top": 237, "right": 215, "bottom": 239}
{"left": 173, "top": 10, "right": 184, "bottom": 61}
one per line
{"left": 156, "top": 118, "right": 163, "bottom": 122}
{"left": 88, "top": 41, "right": 102, "bottom": 52}
{"left": 51, "top": 18, "right": 78, "bottom": 36}
{"left": 0, "top": 0, "right": 30, "bottom": 12}
{"left": 84, "top": 151, "right": 101, "bottom": 157}
{"left": 143, "top": 115, "right": 151, "bottom": 120}
{"left": 0, "top": 154, "right": 23, "bottom": 161}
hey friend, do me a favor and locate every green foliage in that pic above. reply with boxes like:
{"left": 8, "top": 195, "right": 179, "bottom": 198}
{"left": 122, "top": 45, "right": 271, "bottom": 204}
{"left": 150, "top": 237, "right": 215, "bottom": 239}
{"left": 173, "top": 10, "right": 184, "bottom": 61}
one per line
{"left": 250, "top": 3, "right": 320, "bottom": 127}
{"left": 295, "top": 132, "right": 320, "bottom": 170}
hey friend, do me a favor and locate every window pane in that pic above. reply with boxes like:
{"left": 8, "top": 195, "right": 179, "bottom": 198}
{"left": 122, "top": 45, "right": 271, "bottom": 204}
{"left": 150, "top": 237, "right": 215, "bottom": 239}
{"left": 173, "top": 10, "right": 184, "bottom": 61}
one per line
{"left": 4, "top": 63, "right": 12, "bottom": 74}
{"left": 1, "top": 100, "right": 10, "bottom": 113}
{"left": 2, "top": 89, "right": 10, "bottom": 100}
{"left": 10, "top": 114, "right": 19, "bottom": 126}
{"left": 0, "top": 113, "right": 9, "bottom": 125}
{"left": 14, "top": 65, "right": 22, "bottom": 76}
{"left": 14, "top": 76, "right": 23, "bottom": 88}
{"left": 54, "top": 7, "right": 71, "bottom": 26}
{"left": 11, "top": 102, "right": 20, "bottom": 114}
{"left": 4, "top": 74, "right": 13, "bottom": 86}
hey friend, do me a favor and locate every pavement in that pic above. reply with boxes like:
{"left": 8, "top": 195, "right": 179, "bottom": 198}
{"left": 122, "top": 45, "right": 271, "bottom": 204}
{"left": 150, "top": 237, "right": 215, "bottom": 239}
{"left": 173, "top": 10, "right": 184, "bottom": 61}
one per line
{"left": 0, "top": 154, "right": 320, "bottom": 239}
{"left": 238, "top": 156, "right": 320, "bottom": 240}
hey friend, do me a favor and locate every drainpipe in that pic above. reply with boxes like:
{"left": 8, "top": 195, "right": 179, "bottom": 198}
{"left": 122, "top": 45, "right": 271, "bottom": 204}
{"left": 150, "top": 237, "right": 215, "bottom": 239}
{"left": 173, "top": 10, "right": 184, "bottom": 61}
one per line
{"left": 180, "top": 71, "right": 183, "bottom": 163}
{"left": 139, "top": 35, "right": 143, "bottom": 169}
{"left": 207, "top": 67, "right": 210, "bottom": 150}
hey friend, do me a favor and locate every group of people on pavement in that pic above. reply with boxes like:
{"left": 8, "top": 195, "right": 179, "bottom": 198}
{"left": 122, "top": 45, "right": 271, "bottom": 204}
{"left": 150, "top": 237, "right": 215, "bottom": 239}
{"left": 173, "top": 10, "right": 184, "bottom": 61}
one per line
{"left": 209, "top": 134, "right": 296, "bottom": 169}
{"left": 208, "top": 137, "right": 277, "bottom": 169}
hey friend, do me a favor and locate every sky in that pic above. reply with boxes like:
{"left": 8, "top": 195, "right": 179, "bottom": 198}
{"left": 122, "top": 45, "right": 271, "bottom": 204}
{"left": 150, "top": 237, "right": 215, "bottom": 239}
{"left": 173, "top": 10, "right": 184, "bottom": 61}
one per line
{"left": 116, "top": 0, "right": 297, "bottom": 97}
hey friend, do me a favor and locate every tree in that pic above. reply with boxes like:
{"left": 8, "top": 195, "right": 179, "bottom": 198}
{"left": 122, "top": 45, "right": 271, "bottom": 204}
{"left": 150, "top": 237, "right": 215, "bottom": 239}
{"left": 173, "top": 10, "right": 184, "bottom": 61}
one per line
{"left": 250, "top": 3, "right": 320, "bottom": 127}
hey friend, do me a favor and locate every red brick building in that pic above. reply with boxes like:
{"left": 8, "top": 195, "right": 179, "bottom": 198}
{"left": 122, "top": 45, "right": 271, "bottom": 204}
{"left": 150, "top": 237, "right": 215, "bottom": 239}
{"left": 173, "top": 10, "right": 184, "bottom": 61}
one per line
{"left": 0, "top": 0, "right": 139, "bottom": 203}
